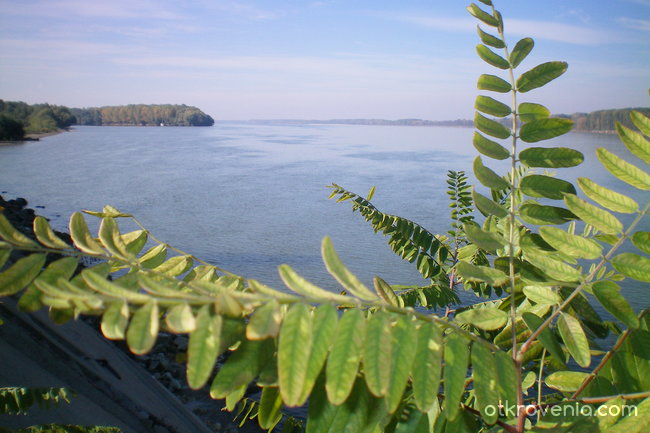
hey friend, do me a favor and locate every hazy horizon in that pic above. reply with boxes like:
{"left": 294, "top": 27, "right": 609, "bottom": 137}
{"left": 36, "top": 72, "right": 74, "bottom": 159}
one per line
{"left": 1, "top": 0, "right": 648, "bottom": 121}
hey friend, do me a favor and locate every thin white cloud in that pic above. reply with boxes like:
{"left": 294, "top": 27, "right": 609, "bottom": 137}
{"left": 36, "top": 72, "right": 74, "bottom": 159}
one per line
{"left": 617, "top": 17, "right": 650, "bottom": 31}
{"left": 388, "top": 14, "right": 623, "bottom": 45}
{"left": 0, "top": 0, "right": 185, "bottom": 20}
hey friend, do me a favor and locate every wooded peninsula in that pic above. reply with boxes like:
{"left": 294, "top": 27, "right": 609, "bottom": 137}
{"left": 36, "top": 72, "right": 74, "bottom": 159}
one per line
{"left": 0, "top": 101, "right": 215, "bottom": 140}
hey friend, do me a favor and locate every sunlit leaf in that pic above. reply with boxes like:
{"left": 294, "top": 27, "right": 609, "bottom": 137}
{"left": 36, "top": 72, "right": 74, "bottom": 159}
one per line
{"left": 412, "top": 321, "right": 443, "bottom": 412}
{"left": 279, "top": 303, "right": 313, "bottom": 406}
{"left": 473, "top": 132, "right": 510, "bottom": 160}
{"left": 592, "top": 280, "right": 639, "bottom": 328}
{"left": 279, "top": 264, "right": 351, "bottom": 303}
{"left": 211, "top": 339, "right": 273, "bottom": 399}
{"left": 300, "top": 304, "right": 337, "bottom": 403}
{"left": 467, "top": 3, "right": 499, "bottom": 27}
{"left": 631, "top": 110, "right": 650, "bottom": 136}
{"left": 616, "top": 122, "right": 650, "bottom": 165}
{"left": 597, "top": 148, "right": 650, "bottom": 190}
{"left": 520, "top": 174, "right": 576, "bottom": 200}
{"left": 520, "top": 146, "right": 582, "bottom": 168}
{"left": 456, "top": 260, "right": 508, "bottom": 286}
{"left": 473, "top": 156, "right": 510, "bottom": 190}
{"left": 475, "top": 112, "right": 511, "bottom": 139}
{"left": 69, "top": 212, "right": 104, "bottom": 255}
{"left": 246, "top": 299, "right": 282, "bottom": 340}
{"left": 475, "top": 95, "right": 511, "bottom": 117}
{"left": 326, "top": 308, "right": 366, "bottom": 405}
{"left": 101, "top": 301, "right": 129, "bottom": 340}
{"left": 363, "top": 310, "right": 392, "bottom": 397}
{"left": 322, "top": 236, "right": 377, "bottom": 301}
{"left": 523, "top": 286, "right": 561, "bottom": 305}
{"left": 0, "top": 253, "right": 46, "bottom": 296}
{"left": 509, "top": 37, "right": 534, "bottom": 68}
{"left": 33, "top": 216, "right": 70, "bottom": 249}
{"left": 156, "top": 255, "right": 193, "bottom": 276}
{"left": 187, "top": 305, "right": 222, "bottom": 389}
{"left": 258, "top": 387, "right": 283, "bottom": 430}
{"left": 494, "top": 350, "right": 518, "bottom": 407}
{"left": 477, "top": 74, "right": 511, "bottom": 93}
{"left": 373, "top": 276, "right": 399, "bottom": 306}
{"left": 126, "top": 300, "right": 159, "bottom": 355}
{"left": 564, "top": 193, "right": 623, "bottom": 235}
{"left": 516, "top": 61, "right": 568, "bottom": 93}
{"left": 611, "top": 253, "right": 650, "bottom": 283}
{"left": 577, "top": 178, "right": 639, "bottom": 214}
{"left": 139, "top": 244, "right": 167, "bottom": 268}
{"left": 557, "top": 312, "right": 591, "bottom": 368}
{"left": 98, "top": 217, "right": 132, "bottom": 260}
{"left": 455, "top": 306, "right": 507, "bottom": 330}
{"left": 476, "top": 44, "right": 510, "bottom": 69}
{"left": 545, "top": 371, "right": 589, "bottom": 392}
{"left": 385, "top": 314, "right": 417, "bottom": 414}
{"left": 463, "top": 222, "right": 506, "bottom": 251}
{"left": 18, "top": 256, "right": 78, "bottom": 312}
{"left": 632, "top": 232, "right": 650, "bottom": 255}
{"left": 477, "top": 25, "right": 504, "bottom": 48}
{"left": 0, "top": 213, "right": 39, "bottom": 248}
{"left": 524, "top": 250, "right": 581, "bottom": 282}
{"left": 471, "top": 343, "right": 499, "bottom": 425}
{"left": 444, "top": 333, "right": 470, "bottom": 421}
{"left": 165, "top": 302, "right": 196, "bottom": 333}
{"left": 539, "top": 226, "right": 602, "bottom": 259}
{"left": 518, "top": 102, "right": 550, "bottom": 122}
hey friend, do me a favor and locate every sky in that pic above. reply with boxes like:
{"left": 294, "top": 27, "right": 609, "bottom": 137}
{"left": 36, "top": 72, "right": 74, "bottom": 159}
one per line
{"left": 0, "top": 0, "right": 648, "bottom": 120}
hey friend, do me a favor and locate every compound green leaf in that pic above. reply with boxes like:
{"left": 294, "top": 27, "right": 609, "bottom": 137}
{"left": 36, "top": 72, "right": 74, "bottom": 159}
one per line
{"left": 363, "top": 310, "right": 392, "bottom": 397}
{"left": 473, "top": 132, "right": 510, "bottom": 160}
{"left": 519, "top": 118, "right": 574, "bottom": 143}
{"left": 518, "top": 102, "right": 550, "bottom": 123}
{"left": 463, "top": 222, "right": 506, "bottom": 251}
{"left": 520, "top": 174, "right": 576, "bottom": 200}
{"left": 165, "top": 302, "right": 196, "bottom": 333}
{"left": 98, "top": 217, "right": 132, "bottom": 260}
{"left": 564, "top": 194, "right": 623, "bottom": 235}
{"left": 455, "top": 306, "right": 508, "bottom": 330}
{"left": 33, "top": 216, "right": 70, "bottom": 249}
{"left": 475, "top": 95, "right": 511, "bottom": 117}
{"left": 477, "top": 25, "right": 504, "bottom": 48}
{"left": 18, "top": 256, "right": 78, "bottom": 312}
{"left": 632, "top": 232, "right": 650, "bottom": 254}
{"left": 385, "top": 314, "right": 417, "bottom": 414}
{"left": 156, "top": 255, "right": 193, "bottom": 276}
{"left": 475, "top": 112, "right": 511, "bottom": 139}
{"left": 322, "top": 236, "right": 377, "bottom": 301}
{"left": 456, "top": 260, "right": 508, "bottom": 286}
{"left": 577, "top": 178, "right": 639, "bottom": 214}
{"left": 557, "top": 312, "right": 591, "bottom": 368}
{"left": 0, "top": 253, "right": 46, "bottom": 296}
{"left": 412, "top": 321, "right": 443, "bottom": 412}
{"left": 0, "top": 213, "right": 39, "bottom": 248}
{"left": 279, "top": 264, "right": 350, "bottom": 303}
{"left": 524, "top": 250, "right": 581, "bottom": 282}
{"left": 279, "top": 303, "right": 313, "bottom": 406}
{"left": 122, "top": 230, "right": 148, "bottom": 255}
{"left": 246, "top": 299, "right": 282, "bottom": 340}
{"left": 473, "top": 156, "right": 510, "bottom": 190}
{"left": 373, "top": 277, "right": 399, "bottom": 306}
{"left": 472, "top": 188, "right": 508, "bottom": 218}
{"left": 444, "top": 333, "right": 470, "bottom": 421}
{"left": 616, "top": 122, "right": 650, "bottom": 165}
{"left": 477, "top": 74, "right": 511, "bottom": 93}
{"left": 597, "top": 148, "right": 650, "bottom": 190}
{"left": 602, "top": 396, "right": 650, "bottom": 433}
{"left": 631, "top": 111, "right": 650, "bottom": 136}
{"left": 545, "top": 371, "right": 589, "bottom": 392}
{"left": 101, "top": 301, "right": 129, "bottom": 340}
{"left": 494, "top": 350, "right": 518, "bottom": 406}
{"left": 516, "top": 61, "right": 568, "bottom": 93}
{"left": 258, "top": 387, "right": 283, "bottom": 430}
{"left": 126, "top": 300, "right": 159, "bottom": 356}
{"left": 82, "top": 269, "right": 150, "bottom": 302}
{"left": 69, "top": 212, "right": 104, "bottom": 255}
{"left": 476, "top": 44, "right": 510, "bottom": 69}
{"left": 611, "top": 253, "right": 650, "bottom": 283}
{"left": 471, "top": 343, "right": 499, "bottom": 425}
{"left": 592, "top": 281, "right": 639, "bottom": 328}
{"left": 211, "top": 339, "right": 272, "bottom": 399}
{"left": 187, "top": 305, "right": 222, "bottom": 389}
{"left": 522, "top": 312, "right": 566, "bottom": 366}
{"left": 539, "top": 226, "right": 602, "bottom": 259}
{"left": 300, "top": 304, "right": 337, "bottom": 403}
{"left": 467, "top": 3, "right": 499, "bottom": 27}
{"left": 519, "top": 203, "right": 577, "bottom": 225}
{"left": 326, "top": 308, "right": 366, "bottom": 405}
{"left": 509, "top": 37, "right": 534, "bottom": 68}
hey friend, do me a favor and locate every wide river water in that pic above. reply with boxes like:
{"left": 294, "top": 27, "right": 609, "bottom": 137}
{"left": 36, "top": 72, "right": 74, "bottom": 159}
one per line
{"left": 0, "top": 124, "right": 647, "bottom": 311}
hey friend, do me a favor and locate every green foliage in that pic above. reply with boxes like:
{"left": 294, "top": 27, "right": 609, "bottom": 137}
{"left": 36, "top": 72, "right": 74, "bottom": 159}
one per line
{"left": 1, "top": 2, "right": 649, "bottom": 433}
{"left": 0, "top": 100, "right": 76, "bottom": 135}
{"left": 71, "top": 104, "right": 215, "bottom": 126}
{"left": 0, "top": 387, "right": 72, "bottom": 415}
{"left": 0, "top": 113, "right": 25, "bottom": 140}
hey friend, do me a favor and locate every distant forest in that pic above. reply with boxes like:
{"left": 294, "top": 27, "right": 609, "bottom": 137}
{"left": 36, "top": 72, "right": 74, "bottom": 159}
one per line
{"left": 0, "top": 101, "right": 214, "bottom": 140}
{"left": 567, "top": 108, "right": 650, "bottom": 132}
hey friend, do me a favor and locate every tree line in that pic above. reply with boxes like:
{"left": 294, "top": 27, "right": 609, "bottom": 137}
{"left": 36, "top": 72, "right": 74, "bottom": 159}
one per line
{"left": 0, "top": 101, "right": 214, "bottom": 140}
{"left": 568, "top": 107, "right": 650, "bottom": 132}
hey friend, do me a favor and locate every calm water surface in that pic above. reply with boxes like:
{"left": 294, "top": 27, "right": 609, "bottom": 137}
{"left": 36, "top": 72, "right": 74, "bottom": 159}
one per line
{"left": 0, "top": 124, "right": 647, "bottom": 311}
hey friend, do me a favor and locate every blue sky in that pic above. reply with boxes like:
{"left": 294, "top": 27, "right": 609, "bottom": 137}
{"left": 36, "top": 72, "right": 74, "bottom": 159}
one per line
{"left": 0, "top": 0, "right": 648, "bottom": 120}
